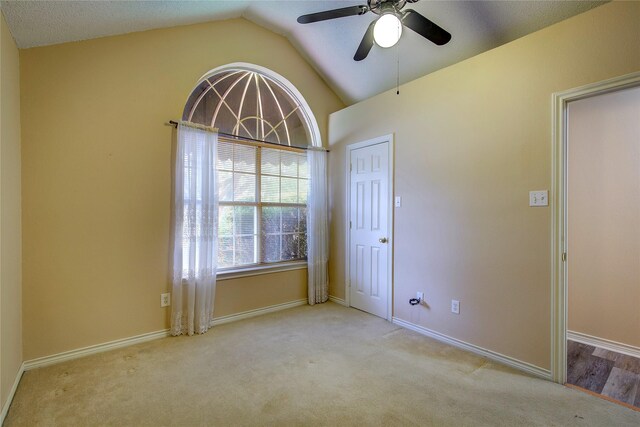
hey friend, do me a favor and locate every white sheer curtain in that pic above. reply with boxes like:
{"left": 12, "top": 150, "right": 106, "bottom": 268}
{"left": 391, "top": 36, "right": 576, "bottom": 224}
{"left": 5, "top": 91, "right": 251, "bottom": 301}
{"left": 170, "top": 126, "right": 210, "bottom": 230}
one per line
{"left": 171, "top": 123, "right": 218, "bottom": 336}
{"left": 307, "top": 148, "right": 329, "bottom": 305}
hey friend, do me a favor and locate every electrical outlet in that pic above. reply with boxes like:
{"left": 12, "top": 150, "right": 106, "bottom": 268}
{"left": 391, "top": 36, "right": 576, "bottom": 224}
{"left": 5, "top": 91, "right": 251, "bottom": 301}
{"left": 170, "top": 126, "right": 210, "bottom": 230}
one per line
{"left": 161, "top": 292, "right": 171, "bottom": 307}
{"left": 416, "top": 291, "right": 424, "bottom": 302}
{"left": 451, "top": 299, "right": 460, "bottom": 314}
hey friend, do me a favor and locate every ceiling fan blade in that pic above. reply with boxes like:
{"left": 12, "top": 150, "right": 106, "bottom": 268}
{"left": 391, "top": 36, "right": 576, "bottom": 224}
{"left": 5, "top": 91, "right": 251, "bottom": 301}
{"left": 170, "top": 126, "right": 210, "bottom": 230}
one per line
{"left": 401, "top": 9, "right": 451, "bottom": 46}
{"left": 297, "top": 5, "right": 368, "bottom": 24}
{"left": 354, "top": 20, "right": 376, "bottom": 61}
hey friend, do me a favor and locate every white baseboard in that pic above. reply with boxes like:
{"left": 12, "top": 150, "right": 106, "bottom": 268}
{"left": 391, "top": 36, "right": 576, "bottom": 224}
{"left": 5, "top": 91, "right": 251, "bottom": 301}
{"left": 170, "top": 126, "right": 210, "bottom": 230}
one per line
{"left": 5, "top": 298, "right": 306, "bottom": 423}
{"left": 24, "top": 329, "right": 171, "bottom": 371}
{"left": 210, "top": 298, "right": 307, "bottom": 326}
{"left": 392, "top": 317, "right": 551, "bottom": 380}
{"left": 23, "top": 299, "right": 309, "bottom": 373}
{"left": 568, "top": 330, "right": 640, "bottom": 359}
{"left": 1, "top": 362, "right": 25, "bottom": 426}
{"left": 328, "top": 296, "right": 347, "bottom": 306}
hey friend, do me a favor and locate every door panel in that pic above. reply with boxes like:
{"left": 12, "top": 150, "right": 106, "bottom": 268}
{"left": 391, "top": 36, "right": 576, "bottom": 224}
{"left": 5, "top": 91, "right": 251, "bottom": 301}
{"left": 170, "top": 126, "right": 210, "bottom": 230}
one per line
{"left": 349, "top": 142, "right": 389, "bottom": 319}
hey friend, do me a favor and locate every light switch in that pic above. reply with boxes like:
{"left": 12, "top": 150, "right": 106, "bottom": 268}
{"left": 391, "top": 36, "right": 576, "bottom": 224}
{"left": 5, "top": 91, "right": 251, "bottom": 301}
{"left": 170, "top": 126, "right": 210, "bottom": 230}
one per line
{"left": 451, "top": 300, "right": 460, "bottom": 314}
{"left": 529, "top": 190, "right": 548, "bottom": 207}
{"left": 395, "top": 196, "right": 402, "bottom": 208}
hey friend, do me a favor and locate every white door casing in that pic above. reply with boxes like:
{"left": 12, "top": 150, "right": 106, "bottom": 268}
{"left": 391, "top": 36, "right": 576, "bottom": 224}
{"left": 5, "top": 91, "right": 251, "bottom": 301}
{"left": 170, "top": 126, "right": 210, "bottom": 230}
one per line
{"left": 346, "top": 136, "right": 393, "bottom": 320}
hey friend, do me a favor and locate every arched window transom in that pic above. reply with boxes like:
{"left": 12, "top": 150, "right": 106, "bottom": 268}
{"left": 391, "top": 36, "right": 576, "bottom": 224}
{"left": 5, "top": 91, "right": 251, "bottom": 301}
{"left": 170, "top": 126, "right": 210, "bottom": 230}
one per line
{"left": 183, "top": 68, "right": 313, "bottom": 148}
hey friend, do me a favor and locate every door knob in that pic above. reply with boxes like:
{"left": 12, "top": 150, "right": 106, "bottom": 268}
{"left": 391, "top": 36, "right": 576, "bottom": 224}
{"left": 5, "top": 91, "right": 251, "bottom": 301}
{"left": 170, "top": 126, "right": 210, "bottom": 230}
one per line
{"left": 379, "top": 237, "right": 388, "bottom": 244}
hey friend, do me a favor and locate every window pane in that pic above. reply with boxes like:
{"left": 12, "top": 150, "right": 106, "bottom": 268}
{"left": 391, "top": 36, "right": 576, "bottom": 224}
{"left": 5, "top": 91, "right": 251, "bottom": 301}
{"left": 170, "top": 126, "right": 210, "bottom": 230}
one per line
{"left": 299, "top": 207, "right": 307, "bottom": 234}
{"left": 236, "top": 236, "right": 256, "bottom": 265}
{"left": 281, "top": 152, "right": 299, "bottom": 177}
{"left": 261, "top": 175, "right": 280, "bottom": 202}
{"left": 218, "top": 206, "right": 234, "bottom": 236}
{"left": 234, "top": 206, "right": 256, "bottom": 235}
{"left": 218, "top": 250, "right": 234, "bottom": 268}
{"left": 219, "top": 206, "right": 258, "bottom": 268}
{"left": 281, "top": 177, "right": 298, "bottom": 203}
{"left": 218, "top": 236, "right": 234, "bottom": 268}
{"left": 282, "top": 207, "right": 299, "bottom": 233}
{"left": 262, "top": 234, "right": 281, "bottom": 263}
{"left": 262, "top": 207, "right": 281, "bottom": 234}
{"left": 299, "top": 156, "right": 309, "bottom": 179}
{"left": 217, "top": 141, "right": 233, "bottom": 171}
{"left": 261, "top": 148, "right": 280, "bottom": 175}
{"left": 298, "top": 178, "right": 308, "bottom": 204}
{"left": 299, "top": 233, "right": 307, "bottom": 259}
{"left": 233, "top": 144, "right": 256, "bottom": 173}
{"left": 281, "top": 234, "right": 299, "bottom": 260}
{"left": 234, "top": 172, "right": 256, "bottom": 202}
{"left": 218, "top": 171, "right": 233, "bottom": 202}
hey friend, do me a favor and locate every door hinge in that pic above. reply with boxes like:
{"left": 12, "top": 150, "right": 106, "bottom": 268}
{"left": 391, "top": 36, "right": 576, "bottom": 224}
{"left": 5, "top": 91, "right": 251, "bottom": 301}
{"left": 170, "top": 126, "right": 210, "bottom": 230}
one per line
{"left": 349, "top": 221, "right": 352, "bottom": 229}
{"left": 350, "top": 163, "right": 352, "bottom": 172}
{"left": 562, "top": 252, "right": 567, "bottom": 262}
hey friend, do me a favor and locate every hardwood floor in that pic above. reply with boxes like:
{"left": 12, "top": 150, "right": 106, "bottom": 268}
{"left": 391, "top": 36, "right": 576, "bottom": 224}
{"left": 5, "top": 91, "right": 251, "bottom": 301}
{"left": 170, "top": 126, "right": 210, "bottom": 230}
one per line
{"left": 567, "top": 340, "right": 640, "bottom": 408}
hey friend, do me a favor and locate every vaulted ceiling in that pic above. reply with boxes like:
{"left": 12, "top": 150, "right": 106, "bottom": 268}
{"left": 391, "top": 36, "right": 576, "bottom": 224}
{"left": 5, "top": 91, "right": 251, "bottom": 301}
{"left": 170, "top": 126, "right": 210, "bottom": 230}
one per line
{"left": 1, "top": 0, "right": 607, "bottom": 105}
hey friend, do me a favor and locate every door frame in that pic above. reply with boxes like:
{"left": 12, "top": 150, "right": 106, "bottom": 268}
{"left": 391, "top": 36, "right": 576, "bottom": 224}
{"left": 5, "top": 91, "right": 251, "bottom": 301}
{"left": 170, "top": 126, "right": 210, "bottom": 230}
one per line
{"left": 550, "top": 71, "right": 640, "bottom": 384}
{"left": 345, "top": 134, "right": 395, "bottom": 321}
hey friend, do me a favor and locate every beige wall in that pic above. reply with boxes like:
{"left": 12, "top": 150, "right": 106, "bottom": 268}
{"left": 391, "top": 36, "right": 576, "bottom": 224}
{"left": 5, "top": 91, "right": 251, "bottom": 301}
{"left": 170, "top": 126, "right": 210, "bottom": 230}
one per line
{"left": 328, "top": 1, "right": 640, "bottom": 370}
{"left": 567, "top": 86, "right": 640, "bottom": 348}
{"left": 215, "top": 269, "right": 307, "bottom": 318}
{"left": 20, "top": 18, "right": 344, "bottom": 360}
{"left": 1, "top": 12, "right": 23, "bottom": 408}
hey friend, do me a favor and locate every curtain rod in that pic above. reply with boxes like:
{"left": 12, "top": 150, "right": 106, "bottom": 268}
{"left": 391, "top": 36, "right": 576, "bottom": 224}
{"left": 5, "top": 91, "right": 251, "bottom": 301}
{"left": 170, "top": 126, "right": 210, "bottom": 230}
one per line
{"left": 168, "top": 120, "right": 329, "bottom": 152}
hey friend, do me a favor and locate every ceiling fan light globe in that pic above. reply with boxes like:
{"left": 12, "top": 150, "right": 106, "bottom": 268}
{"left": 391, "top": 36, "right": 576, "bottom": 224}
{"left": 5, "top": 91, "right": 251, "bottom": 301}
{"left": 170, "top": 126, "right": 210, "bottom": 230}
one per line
{"left": 373, "top": 13, "right": 402, "bottom": 48}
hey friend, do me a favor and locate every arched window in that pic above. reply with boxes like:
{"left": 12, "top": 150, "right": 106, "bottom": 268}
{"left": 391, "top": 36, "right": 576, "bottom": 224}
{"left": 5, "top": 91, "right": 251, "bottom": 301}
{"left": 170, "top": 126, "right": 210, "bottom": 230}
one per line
{"left": 183, "top": 64, "right": 320, "bottom": 148}
{"left": 182, "top": 64, "right": 320, "bottom": 270}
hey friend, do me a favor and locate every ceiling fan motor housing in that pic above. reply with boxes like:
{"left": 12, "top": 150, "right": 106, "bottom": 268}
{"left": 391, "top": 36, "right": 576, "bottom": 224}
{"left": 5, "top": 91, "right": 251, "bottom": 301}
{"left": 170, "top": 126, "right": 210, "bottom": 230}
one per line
{"left": 368, "top": 0, "right": 408, "bottom": 16}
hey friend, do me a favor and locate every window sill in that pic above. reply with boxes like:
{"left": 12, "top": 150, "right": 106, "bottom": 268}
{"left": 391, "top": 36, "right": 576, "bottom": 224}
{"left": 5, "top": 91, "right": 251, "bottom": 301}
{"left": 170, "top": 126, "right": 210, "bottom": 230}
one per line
{"left": 216, "top": 261, "right": 307, "bottom": 281}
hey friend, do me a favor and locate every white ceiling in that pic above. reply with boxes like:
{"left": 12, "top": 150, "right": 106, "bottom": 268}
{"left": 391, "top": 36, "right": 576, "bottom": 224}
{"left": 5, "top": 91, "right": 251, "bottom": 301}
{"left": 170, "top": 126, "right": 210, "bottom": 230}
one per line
{"left": 1, "top": 0, "right": 606, "bottom": 105}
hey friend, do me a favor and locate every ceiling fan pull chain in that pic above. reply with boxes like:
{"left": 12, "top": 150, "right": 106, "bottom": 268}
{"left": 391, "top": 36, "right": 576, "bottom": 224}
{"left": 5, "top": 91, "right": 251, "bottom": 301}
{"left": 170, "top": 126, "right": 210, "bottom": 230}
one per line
{"left": 396, "top": 41, "right": 400, "bottom": 95}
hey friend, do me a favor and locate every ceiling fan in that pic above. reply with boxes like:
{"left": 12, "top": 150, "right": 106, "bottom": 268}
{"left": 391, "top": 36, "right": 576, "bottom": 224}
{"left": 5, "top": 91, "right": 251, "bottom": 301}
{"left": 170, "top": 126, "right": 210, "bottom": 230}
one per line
{"left": 297, "top": 0, "right": 451, "bottom": 61}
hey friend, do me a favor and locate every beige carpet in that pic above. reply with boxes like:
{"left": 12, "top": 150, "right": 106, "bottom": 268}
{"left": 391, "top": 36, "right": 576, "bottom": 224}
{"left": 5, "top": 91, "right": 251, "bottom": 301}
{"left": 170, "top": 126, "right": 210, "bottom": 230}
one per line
{"left": 5, "top": 302, "right": 640, "bottom": 426}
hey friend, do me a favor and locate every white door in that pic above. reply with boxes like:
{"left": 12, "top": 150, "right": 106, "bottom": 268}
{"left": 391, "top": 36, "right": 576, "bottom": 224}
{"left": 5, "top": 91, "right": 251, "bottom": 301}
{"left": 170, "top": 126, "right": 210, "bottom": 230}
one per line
{"left": 349, "top": 141, "right": 390, "bottom": 319}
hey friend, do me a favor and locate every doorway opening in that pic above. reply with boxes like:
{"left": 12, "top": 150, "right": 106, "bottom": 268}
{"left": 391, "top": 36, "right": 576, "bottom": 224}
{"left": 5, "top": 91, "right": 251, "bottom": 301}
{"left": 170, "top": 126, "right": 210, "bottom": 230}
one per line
{"left": 551, "top": 72, "right": 640, "bottom": 410}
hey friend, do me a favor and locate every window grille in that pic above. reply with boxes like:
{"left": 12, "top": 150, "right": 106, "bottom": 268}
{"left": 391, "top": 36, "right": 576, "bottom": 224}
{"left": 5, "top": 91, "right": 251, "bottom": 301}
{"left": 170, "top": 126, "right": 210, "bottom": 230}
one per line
{"left": 183, "top": 70, "right": 312, "bottom": 149}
